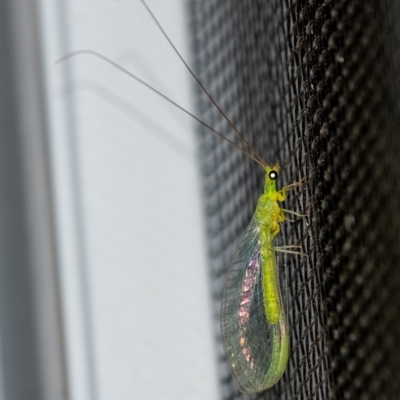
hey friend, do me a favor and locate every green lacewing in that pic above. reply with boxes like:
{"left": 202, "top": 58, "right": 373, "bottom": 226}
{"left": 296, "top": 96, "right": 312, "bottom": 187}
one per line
{"left": 58, "top": 0, "right": 305, "bottom": 393}
{"left": 220, "top": 165, "right": 302, "bottom": 393}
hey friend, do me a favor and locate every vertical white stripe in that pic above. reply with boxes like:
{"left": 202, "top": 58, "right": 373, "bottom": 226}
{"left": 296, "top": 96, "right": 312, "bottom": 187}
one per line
{"left": 38, "top": 0, "right": 219, "bottom": 399}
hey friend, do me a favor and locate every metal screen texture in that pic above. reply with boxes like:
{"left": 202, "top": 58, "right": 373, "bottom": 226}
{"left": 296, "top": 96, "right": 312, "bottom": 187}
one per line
{"left": 190, "top": 0, "right": 400, "bottom": 399}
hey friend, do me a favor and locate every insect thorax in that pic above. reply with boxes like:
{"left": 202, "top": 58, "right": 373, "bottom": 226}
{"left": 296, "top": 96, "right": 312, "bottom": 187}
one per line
{"left": 255, "top": 196, "right": 283, "bottom": 239}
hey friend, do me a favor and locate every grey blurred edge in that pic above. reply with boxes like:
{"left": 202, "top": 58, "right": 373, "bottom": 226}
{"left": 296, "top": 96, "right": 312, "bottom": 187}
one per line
{"left": 0, "top": 1, "right": 68, "bottom": 400}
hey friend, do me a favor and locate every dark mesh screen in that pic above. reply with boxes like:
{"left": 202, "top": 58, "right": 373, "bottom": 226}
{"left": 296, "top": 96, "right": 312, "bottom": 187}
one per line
{"left": 189, "top": 1, "right": 400, "bottom": 399}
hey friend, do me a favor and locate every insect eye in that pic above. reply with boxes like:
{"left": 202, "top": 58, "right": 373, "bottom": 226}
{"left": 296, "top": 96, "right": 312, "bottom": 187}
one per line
{"left": 269, "top": 170, "right": 278, "bottom": 180}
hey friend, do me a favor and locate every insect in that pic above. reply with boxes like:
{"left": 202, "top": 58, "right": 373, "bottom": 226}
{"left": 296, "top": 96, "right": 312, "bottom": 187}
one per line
{"left": 220, "top": 164, "right": 303, "bottom": 393}
{"left": 58, "top": 0, "right": 304, "bottom": 394}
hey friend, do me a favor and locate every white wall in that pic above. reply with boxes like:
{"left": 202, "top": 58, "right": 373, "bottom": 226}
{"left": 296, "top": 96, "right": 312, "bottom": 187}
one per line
{"left": 38, "top": 1, "right": 218, "bottom": 399}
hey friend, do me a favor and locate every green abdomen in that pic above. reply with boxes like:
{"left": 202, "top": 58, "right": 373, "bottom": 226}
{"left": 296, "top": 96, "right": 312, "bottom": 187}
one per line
{"left": 256, "top": 197, "right": 282, "bottom": 325}
{"left": 262, "top": 245, "right": 280, "bottom": 324}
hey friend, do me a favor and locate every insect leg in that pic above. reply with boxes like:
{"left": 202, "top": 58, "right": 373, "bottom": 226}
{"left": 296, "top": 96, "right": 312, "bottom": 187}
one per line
{"left": 281, "top": 176, "right": 306, "bottom": 192}
{"left": 282, "top": 208, "right": 308, "bottom": 218}
{"left": 274, "top": 247, "right": 308, "bottom": 258}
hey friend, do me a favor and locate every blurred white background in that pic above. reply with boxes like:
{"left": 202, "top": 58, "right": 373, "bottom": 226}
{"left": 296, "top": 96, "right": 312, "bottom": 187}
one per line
{"left": 35, "top": 0, "right": 218, "bottom": 399}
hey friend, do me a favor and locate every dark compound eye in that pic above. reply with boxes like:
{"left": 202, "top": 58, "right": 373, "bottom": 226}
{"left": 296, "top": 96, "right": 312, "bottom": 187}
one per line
{"left": 269, "top": 170, "right": 278, "bottom": 180}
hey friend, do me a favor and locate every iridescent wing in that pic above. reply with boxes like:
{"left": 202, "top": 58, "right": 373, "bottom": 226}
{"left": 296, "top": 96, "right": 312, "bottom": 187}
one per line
{"left": 220, "top": 214, "right": 289, "bottom": 394}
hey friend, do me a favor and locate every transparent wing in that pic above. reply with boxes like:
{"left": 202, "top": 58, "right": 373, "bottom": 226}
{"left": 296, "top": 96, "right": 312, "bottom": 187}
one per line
{"left": 220, "top": 214, "right": 289, "bottom": 394}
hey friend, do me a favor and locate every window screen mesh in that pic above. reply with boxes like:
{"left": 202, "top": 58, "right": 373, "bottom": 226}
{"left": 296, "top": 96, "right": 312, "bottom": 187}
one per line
{"left": 189, "top": 0, "right": 400, "bottom": 399}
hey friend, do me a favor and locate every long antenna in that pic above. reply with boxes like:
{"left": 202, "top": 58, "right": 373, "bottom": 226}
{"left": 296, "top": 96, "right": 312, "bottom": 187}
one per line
{"left": 57, "top": 50, "right": 265, "bottom": 167}
{"left": 140, "top": 0, "right": 266, "bottom": 166}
